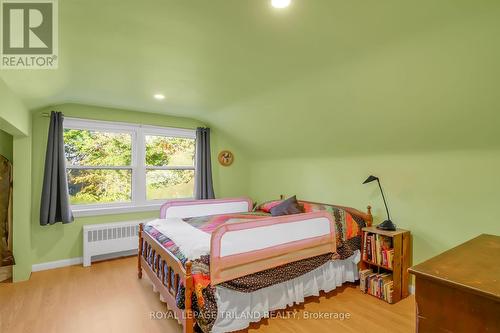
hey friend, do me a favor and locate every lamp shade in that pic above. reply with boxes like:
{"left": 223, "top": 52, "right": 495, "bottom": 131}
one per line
{"left": 363, "top": 175, "right": 379, "bottom": 184}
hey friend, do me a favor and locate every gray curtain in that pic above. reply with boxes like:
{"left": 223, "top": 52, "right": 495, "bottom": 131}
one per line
{"left": 40, "top": 112, "right": 74, "bottom": 225}
{"left": 194, "top": 127, "right": 215, "bottom": 199}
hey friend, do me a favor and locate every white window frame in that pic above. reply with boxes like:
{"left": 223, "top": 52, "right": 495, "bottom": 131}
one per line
{"left": 64, "top": 117, "right": 196, "bottom": 217}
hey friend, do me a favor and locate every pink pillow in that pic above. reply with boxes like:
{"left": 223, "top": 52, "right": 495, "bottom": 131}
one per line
{"left": 257, "top": 200, "right": 282, "bottom": 213}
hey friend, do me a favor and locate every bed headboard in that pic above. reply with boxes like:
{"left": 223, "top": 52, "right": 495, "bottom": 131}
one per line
{"left": 160, "top": 197, "right": 253, "bottom": 219}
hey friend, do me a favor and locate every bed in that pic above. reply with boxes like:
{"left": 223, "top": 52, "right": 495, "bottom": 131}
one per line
{"left": 138, "top": 197, "right": 373, "bottom": 333}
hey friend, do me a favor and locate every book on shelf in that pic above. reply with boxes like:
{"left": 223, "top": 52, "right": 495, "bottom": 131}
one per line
{"left": 359, "top": 269, "right": 372, "bottom": 292}
{"left": 359, "top": 268, "right": 394, "bottom": 302}
{"left": 365, "top": 233, "right": 372, "bottom": 260}
{"left": 375, "top": 235, "right": 382, "bottom": 265}
{"left": 362, "top": 232, "right": 368, "bottom": 261}
{"left": 371, "top": 235, "right": 376, "bottom": 262}
{"left": 364, "top": 233, "right": 394, "bottom": 269}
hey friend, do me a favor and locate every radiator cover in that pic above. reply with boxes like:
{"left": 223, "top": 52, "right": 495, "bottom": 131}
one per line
{"left": 83, "top": 220, "right": 147, "bottom": 266}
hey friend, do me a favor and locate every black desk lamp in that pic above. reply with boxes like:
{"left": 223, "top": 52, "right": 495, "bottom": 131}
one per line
{"left": 363, "top": 175, "right": 396, "bottom": 231}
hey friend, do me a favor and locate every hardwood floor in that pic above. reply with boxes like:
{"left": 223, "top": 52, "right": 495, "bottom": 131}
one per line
{"left": 0, "top": 257, "right": 415, "bottom": 333}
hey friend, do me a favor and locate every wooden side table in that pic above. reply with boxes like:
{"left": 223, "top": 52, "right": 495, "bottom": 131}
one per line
{"left": 360, "top": 226, "right": 411, "bottom": 303}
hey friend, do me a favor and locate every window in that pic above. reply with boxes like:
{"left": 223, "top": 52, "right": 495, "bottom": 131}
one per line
{"left": 63, "top": 118, "right": 196, "bottom": 216}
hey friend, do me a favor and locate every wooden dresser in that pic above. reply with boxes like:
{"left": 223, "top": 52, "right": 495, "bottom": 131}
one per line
{"left": 409, "top": 234, "right": 500, "bottom": 332}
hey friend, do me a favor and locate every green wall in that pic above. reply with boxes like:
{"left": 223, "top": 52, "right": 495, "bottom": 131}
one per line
{"left": 0, "top": 79, "right": 30, "bottom": 136}
{"left": 0, "top": 129, "right": 13, "bottom": 161}
{"left": 248, "top": 149, "right": 500, "bottom": 266}
{"left": 211, "top": 128, "right": 250, "bottom": 198}
{"left": 0, "top": 77, "right": 32, "bottom": 282}
{"left": 12, "top": 136, "right": 32, "bottom": 281}
{"left": 30, "top": 104, "right": 249, "bottom": 265}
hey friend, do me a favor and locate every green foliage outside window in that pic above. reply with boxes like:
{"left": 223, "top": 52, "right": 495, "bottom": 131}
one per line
{"left": 145, "top": 135, "right": 194, "bottom": 166}
{"left": 64, "top": 129, "right": 131, "bottom": 166}
{"left": 64, "top": 129, "right": 195, "bottom": 205}
{"left": 145, "top": 136, "right": 195, "bottom": 200}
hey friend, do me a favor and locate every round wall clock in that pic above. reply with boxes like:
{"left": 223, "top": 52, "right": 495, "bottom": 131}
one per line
{"left": 218, "top": 150, "right": 234, "bottom": 166}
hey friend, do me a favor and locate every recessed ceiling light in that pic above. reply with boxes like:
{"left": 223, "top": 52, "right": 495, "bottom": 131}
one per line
{"left": 271, "top": 0, "right": 291, "bottom": 9}
{"left": 153, "top": 94, "right": 165, "bottom": 100}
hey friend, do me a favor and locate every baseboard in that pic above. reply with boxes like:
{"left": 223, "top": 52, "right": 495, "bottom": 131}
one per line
{"left": 92, "top": 249, "right": 137, "bottom": 262}
{"left": 409, "top": 284, "right": 415, "bottom": 295}
{"left": 32, "top": 257, "right": 83, "bottom": 272}
{"left": 32, "top": 249, "right": 137, "bottom": 272}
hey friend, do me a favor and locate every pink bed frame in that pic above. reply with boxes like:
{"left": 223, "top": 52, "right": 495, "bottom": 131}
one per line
{"left": 210, "top": 210, "right": 336, "bottom": 284}
{"left": 159, "top": 197, "right": 253, "bottom": 218}
{"left": 138, "top": 197, "right": 373, "bottom": 333}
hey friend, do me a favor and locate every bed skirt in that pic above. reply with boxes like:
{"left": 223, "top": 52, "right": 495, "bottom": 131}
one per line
{"left": 212, "top": 250, "right": 360, "bottom": 333}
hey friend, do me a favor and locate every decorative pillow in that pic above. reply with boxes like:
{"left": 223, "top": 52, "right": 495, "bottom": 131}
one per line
{"left": 299, "top": 201, "right": 334, "bottom": 213}
{"left": 256, "top": 200, "right": 283, "bottom": 213}
{"left": 270, "top": 196, "right": 304, "bottom": 216}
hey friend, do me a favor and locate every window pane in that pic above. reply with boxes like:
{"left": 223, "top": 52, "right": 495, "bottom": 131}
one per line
{"left": 145, "top": 136, "right": 195, "bottom": 167}
{"left": 64, "top": 129, "right": 132, "bottom": 166}
{"left": 146, "top": 169, "right": 194, "bottom": 200}
{"left": 68, "top": 169, "right": 132, "bottom": 205}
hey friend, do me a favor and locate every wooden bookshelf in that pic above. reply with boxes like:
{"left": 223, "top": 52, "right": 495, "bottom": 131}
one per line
{"left": 359, "top": 226, "right": 411, "bottom": 304}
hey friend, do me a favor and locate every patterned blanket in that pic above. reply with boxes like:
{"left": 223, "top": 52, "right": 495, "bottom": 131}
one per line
{"left": 142, "top": 203, "right": 366, "bottom": 332}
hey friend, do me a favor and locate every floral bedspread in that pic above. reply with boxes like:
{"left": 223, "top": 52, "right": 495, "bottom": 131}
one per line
{"left": 142, "top": 204, "right": 366, "bottom": 332}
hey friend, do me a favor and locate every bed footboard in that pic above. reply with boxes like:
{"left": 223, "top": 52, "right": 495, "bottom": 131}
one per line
{"left": 138, "top": 224, "right": 195, "bottom": 333}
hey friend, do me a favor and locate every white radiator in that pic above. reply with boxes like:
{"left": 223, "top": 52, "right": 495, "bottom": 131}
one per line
{"left": 83, "top": 220, "right": 147, "bottom": 267}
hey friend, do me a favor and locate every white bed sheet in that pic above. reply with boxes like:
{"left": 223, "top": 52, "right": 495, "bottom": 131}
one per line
{"left": 146, "top": 218, "right": 210, "bottom": 260}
